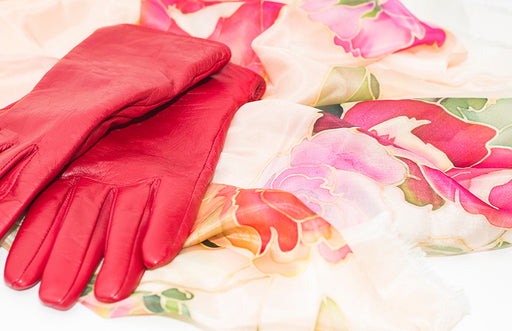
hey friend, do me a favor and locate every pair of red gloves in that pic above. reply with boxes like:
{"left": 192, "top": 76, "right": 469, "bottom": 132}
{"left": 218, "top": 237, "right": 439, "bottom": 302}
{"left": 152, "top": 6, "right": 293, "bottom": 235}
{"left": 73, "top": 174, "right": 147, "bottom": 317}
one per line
{"left": 0, "top": 24, "right": 265, "bottom": 309}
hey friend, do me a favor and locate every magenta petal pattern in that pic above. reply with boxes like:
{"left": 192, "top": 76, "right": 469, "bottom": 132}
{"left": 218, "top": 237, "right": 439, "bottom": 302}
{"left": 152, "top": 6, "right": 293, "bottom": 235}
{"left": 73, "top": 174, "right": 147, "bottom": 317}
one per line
{"left": 332, "top": 98, "right": 512, "bottom": 230}
{"left": 261, "top": 129, "right": 408, "bottom": 230}
{"left": 301, "top": 0, "right": 446, "bottom": 58}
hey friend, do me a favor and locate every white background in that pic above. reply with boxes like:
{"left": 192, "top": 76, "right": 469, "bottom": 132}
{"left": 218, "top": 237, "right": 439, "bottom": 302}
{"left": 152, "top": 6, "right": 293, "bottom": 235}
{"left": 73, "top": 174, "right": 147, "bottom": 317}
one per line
{"left": 2, "top": 247, "right": 512, "bottom": 330}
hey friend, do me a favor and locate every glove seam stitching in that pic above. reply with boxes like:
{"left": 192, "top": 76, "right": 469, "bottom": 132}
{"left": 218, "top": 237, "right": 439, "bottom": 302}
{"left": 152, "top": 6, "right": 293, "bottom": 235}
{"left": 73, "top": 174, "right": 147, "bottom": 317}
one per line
{"left": 103, "top": 179, "right": 160, "bottom": 300}
{"left": 13, "top": 176, "right": 80, "bottom": 286}
{"left": 57, "top": 184, "right": 114, "bottom": 305}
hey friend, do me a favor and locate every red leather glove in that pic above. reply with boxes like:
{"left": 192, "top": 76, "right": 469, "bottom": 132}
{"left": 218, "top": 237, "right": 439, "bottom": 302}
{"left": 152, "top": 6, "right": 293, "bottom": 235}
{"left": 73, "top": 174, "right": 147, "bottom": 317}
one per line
{"left": 5, "top": 63, "right": 265, "bottom": 310}
{"left": 0, "top": 24, "right": 230, "bottom": 239}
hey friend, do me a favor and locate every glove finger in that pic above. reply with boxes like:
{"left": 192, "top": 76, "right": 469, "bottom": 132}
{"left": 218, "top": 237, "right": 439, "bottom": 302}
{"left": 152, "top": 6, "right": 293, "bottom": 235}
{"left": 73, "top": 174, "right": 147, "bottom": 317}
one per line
{"left": 4, "top": 177, "right": 80, "bottom": 289}
{"left": 38, "top": 178, "right": 113, "bottom": 310}
{"left": 94, "top": 181, "right": 157, "bottom": 303}
{"left": 142, "top": 178, "right": 207, "bottom": 268}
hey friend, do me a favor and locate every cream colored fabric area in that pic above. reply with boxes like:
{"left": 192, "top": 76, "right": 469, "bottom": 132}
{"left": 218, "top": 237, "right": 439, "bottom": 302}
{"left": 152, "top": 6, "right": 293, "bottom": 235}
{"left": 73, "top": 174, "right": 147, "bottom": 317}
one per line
{"left": 0, "top": 0, "right": 140, "bottom": 107}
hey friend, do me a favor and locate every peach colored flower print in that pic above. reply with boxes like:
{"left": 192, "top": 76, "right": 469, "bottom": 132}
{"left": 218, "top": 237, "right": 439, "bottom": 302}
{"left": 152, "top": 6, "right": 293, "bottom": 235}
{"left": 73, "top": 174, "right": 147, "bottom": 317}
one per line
{"left": 187, "top": 183, "right": 352, "bottom": 276}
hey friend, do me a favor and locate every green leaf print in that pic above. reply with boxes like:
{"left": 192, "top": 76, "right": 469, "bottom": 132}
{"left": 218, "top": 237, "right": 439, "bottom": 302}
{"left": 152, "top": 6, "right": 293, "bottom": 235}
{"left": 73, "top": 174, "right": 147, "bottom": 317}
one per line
{"left": 315, "top": 104, "right": 344, "bottom": 117}
{"left": 439, "top": 98, "right": 512, "bottom": 148}
{"left": 143, "top": 295, "right": 165, "bottom": 313}
{"left": 139, "top": 288, "right": 194, "bottom": 316}
{"left": 422, "top": 244, "right": 466, "bottom": 256}
{"left": 164, "top": 299, "right": 179, "bottom": 312}
{"left": 80, "top": 274, "right": 96, "bottom": 297}
{"left": 493, "top": 240, "right": 511, "bottom": 249}
{"left": 181, "top": 304, "right": 191, "bottom": 317}
{"left": 315, "top": 297, "right": 349, "bottom": 331}
{"left": 346, "top": 73, "right": 380, "bottom": 102}
{"left": 317, "top": 67, "right": 379, "bottom": 106}
{"left": 337, "top": 0, "right": 372, "bottom": 6}
{"left": 81, "top": 285, "right": 93, "bottom": 297}
{"left": 161, "top": 288, "right": 194, "bottom": 301}
{"left": 361, "top": 3, "right": 381, "bottom": 18}
{"left": 440, "top": 98, "right": 487, "bottom": 118}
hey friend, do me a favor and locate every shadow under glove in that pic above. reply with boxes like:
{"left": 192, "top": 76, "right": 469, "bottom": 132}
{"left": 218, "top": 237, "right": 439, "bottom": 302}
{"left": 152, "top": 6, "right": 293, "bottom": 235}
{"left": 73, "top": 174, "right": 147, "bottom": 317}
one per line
{"left": 5, "top": 63, "right": 265, "bottom": 310}
{"left": 0, "top": 24, "right": 230, "bottom": 240}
